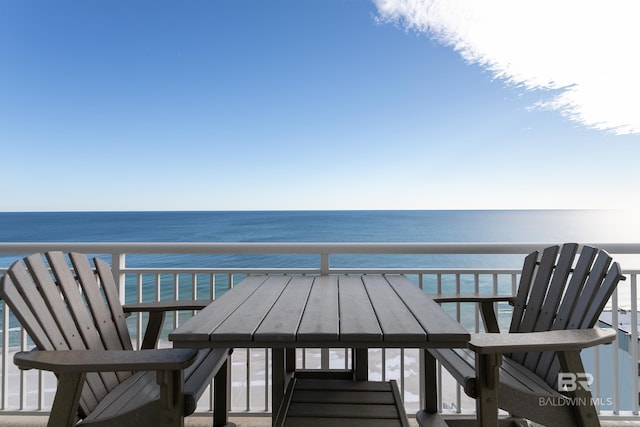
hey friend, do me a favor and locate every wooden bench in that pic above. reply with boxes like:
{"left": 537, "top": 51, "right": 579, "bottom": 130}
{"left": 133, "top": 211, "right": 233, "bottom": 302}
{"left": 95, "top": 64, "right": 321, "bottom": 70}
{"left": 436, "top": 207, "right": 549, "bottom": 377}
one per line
{"left": 274, "top": 378, "right": 410, "bottom": 427}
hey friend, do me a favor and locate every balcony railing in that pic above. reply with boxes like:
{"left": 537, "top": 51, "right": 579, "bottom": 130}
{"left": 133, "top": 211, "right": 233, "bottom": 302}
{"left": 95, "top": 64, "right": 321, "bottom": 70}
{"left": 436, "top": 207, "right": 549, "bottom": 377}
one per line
{"left": 1, "top": 242, "right": 640, "bottom": 421}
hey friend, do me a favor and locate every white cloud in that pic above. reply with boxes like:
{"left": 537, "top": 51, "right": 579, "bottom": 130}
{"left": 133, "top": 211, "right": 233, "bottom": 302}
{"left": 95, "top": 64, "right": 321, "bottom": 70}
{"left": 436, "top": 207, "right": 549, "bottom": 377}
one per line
{"left": 374, "top": 0, "right": 640, "bottom": 135}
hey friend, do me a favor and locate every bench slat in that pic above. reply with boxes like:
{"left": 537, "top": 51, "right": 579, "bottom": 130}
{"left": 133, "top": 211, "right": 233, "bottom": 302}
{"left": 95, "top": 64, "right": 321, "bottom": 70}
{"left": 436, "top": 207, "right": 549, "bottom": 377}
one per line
{"left": 292, "top": 390, "right": 396, "bottom": 405}
{"left": 294, "top": 379, "right": 394, "bottom": 392}
{"left": 287, "top": 402, "right": 403, "bottom": 418}
{"left": 276, "top": 378, "right": 409, "bottom": 427}
{"left": 284, "top": 418, "right": 405, "bottom": 427}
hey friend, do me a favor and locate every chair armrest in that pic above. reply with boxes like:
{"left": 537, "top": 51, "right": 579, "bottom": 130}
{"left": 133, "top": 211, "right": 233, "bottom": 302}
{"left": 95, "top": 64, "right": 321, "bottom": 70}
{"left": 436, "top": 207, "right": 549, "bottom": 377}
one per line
{"left": 123, "top": 300, "right": 212, "bottom": 349}
{"left": 433, "top": 294, "right": 516, "bottom": 304}
{"left": 468, "top": 327, "right": 616, "bottom": 354}
{"left": 14, "top": 348, "right": 199, "bottom": 373}
{"left": 433, "top": 294, "right": 515, "bottom": 333}
{"left": 123, "top": 300, "right": 211, "bottom": 314}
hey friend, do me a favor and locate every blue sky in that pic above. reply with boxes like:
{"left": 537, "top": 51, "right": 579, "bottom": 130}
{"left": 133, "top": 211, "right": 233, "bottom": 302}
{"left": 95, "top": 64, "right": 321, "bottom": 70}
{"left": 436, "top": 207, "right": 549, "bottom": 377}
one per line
{"left": 1, "top": 0, "right": 639, "bottom": 211}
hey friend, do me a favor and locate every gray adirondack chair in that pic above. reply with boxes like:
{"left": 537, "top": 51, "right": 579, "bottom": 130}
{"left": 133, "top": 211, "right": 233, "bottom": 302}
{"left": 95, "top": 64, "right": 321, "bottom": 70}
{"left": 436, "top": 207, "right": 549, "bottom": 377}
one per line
{"left": 425, "top": 244, "right": 624, "bottom": 427}
{"left": 0, "top": 252, "right": 233, "bottom": 427}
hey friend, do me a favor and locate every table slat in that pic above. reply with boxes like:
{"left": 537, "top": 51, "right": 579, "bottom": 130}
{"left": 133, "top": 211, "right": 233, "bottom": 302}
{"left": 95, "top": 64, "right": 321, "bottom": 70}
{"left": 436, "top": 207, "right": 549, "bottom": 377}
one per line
{"left": 338, "top": 276, "right": 382, "bottom": 342}
{"left": 209, "top": 276, "right": 290, "bottom": 343}
{"left": 169, "top": 275, "right": 268, "bottom": 343}
{"left": 254, "top": 276, "right": 314, "bottom": 342}
{"left": 385, "top": 275, "right": 469, "bottom": 345}
{"left": 363, "top": 275, "right": 427, "bottom": 343}
{"left": 297, "top": 276, "right": 340, "bottom": 342}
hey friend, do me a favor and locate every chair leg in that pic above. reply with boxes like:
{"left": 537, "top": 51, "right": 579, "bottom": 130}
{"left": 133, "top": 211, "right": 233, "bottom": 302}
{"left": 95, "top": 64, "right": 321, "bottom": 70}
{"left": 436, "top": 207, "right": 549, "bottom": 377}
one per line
{"left": 558, "top": 350, "right": 601, "bottom": 427}
{"left": 48, "top": 372, "right": 85, "bottom": 427}
{"left": 475, "top": 353, "right": 502, "bottom": 427}
{"left": 157, "top": 370, "right": 184, "bottom": 427}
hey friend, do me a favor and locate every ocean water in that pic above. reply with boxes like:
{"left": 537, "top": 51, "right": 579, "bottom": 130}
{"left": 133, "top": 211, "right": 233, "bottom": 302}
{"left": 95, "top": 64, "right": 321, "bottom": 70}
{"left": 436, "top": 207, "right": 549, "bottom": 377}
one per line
{"left": 2, "top": 209, "right": 638, "bottom": 242}
{"left": 0, "top": 209, "right": 638, "bottom": 268}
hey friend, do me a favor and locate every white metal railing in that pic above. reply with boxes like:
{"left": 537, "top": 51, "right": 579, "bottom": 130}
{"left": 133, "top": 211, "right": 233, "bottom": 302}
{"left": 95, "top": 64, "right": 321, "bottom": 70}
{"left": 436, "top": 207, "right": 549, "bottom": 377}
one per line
{"left": 0, "top": 242, "right": 639, "bottom": 421}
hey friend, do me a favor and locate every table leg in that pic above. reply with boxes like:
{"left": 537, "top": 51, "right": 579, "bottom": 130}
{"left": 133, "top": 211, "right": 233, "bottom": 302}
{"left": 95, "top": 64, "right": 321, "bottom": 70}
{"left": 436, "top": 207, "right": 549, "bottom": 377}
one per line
{"left": 272, "top": 348, "right": 285, "bottom": 424}
{"left": 213, "top": 357, "right": 234, "bottom": 427}
{"left": 353, "top": 348, "right": 368, "bottom": 381}
{"left": 416, "top": 350, "right": 440, "bottom": 427}
{"left": 423, "top": 349, "right": 438, "bottom": 413}
{"left": 286, "top": 348, "right": 296, "bottom": 375}
{"left": 271, "top": 348, "right": 297, "bottom": 423}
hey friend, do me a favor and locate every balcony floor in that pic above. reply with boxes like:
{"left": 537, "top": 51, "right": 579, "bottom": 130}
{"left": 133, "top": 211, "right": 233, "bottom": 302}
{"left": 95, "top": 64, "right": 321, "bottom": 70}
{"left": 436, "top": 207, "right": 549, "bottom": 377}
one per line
{"left": 0, "top": 414, "right": 274, "bottom": 427}
{"left": 0, "top": 414, "right": 418, "bottom": 427}
{"left": 2, "top": 414, "right": 640, "bottom": 426}
{"left": 0, "top": 413, "right": 424, "bottom": 426}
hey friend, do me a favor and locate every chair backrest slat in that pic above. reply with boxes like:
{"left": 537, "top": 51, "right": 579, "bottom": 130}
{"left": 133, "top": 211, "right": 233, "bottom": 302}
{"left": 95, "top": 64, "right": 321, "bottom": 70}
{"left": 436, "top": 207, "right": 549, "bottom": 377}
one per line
{"left": 44, "top": 252, "right": 106, "bottom": 350}
{"left": 565, "top": 251, "right": 612, "bottom": 330}
{"left": 4, "top": 261, "right": 67, "bottom": 350}
{"left": 91, "top": 256, "right": 133, "bottom": 351}
{"left": 550, "top": 245, "right": 599, "bottom": 332}
{"left": 582, "top": 263, "right": 622, "bottom": 329}
{"left": 69, "top": 253, "right": 132, "bottom": 352}
{"left": 514, "top": 245, "right": 560, "bottom": 335}
{"left": 509, "top": 251, "right": 539, "bottom": 332}
{"left": 533, "top": 244, "right": 578, "bottom": 332}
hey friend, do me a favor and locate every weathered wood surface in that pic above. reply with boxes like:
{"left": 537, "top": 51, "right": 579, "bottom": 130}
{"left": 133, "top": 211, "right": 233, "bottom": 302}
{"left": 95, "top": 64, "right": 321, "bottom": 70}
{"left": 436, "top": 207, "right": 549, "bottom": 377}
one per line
{"left": 170, "top": 274, "right": 470, "bottom": 349}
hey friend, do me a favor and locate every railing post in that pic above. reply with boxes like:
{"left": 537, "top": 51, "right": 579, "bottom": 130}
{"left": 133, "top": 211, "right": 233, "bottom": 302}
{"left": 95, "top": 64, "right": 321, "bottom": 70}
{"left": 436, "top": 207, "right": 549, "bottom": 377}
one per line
{"left": 612, "top": 288, "right": 620, "bottom": 415}
{"left": 320, "top": 251, "right": 330, "bottom": 368}
{"left": 321, "top": 348, "right": 330, "bottom": 370}
{"left": 320, "top": 250, "right": 330, "bottom": 368}
{"left": 631, "top": 274, "right": 638, "bottom": 415}
{"left": 320, "top": 253, "right": 329, "bottom": 276}
{"left": 1, "top": 300, "right": 8, "bottom": 410}
{"left": 111, "top": 253, "right": 126, "bottom": 304}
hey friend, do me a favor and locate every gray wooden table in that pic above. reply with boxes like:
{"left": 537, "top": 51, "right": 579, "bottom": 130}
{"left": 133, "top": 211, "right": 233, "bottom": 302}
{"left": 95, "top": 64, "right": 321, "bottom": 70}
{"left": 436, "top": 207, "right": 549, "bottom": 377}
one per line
{"left": 170, "top": 274, "right": 470, "bottom": 423}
